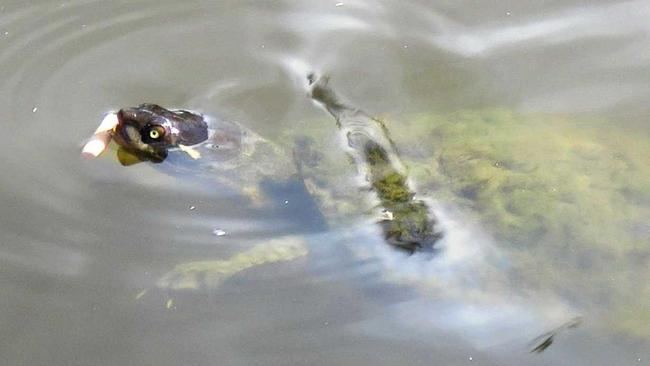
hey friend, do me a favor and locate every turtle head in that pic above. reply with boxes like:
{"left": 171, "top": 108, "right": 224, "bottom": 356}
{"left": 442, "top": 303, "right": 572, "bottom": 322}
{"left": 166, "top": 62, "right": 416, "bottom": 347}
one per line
{"left": 112, "top": 104, "right": 208, "bottom": 163}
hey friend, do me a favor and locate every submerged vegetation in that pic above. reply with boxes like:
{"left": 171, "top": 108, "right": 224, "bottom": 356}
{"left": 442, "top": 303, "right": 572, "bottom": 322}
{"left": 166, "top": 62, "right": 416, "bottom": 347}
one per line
{"left": 364, "top": 140, "right": 442, "bottom": 253}
{"left": 388, "top": 108, "right": 650, "bottom": 336}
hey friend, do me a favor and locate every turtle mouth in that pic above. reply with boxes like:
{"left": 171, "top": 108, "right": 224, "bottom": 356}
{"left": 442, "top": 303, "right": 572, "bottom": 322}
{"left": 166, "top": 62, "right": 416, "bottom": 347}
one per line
{"left": 112, "top": 111, "right": 168, "bottom": 163}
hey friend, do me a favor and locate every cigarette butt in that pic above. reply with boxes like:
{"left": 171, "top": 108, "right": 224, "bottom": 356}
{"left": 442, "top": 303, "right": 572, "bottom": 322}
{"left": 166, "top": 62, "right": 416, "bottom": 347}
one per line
{"left": 81, "top": 131, "right": 112, "bottom": 158}
{"left": 81, "top": 112, "right": 119, "bottom": 158}
{"left": 94, "top": 112, "right": 119, "bottom": 133}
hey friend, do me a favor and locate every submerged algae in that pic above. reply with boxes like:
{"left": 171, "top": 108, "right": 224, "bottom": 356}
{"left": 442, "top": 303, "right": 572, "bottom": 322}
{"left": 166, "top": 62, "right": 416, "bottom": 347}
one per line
{"left": 387, "top": 108, "right": 650, "bottom": 336}
{"left": 364, "top": 141, "right": 442, "bottom": 252}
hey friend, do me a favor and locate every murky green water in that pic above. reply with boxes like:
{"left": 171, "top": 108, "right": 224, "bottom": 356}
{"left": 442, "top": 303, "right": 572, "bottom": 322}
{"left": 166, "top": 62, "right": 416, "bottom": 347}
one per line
{"left": 1, "top": 1, "right": 648, "bottom": 365}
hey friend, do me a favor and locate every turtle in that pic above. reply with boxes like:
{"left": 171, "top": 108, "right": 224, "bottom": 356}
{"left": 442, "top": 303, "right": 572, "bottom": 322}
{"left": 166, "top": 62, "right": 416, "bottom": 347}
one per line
{"left": 107, "top": 74, "right": 443, "bottom": 292}
{"left": 92, "top": 75, "right": 594, "bottom": 351}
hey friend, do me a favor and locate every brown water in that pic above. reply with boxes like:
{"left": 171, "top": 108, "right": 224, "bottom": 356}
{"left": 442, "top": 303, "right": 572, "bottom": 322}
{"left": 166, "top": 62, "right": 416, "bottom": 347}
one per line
{"left": 1, "top": 1, "right": 649, "bottom": 365}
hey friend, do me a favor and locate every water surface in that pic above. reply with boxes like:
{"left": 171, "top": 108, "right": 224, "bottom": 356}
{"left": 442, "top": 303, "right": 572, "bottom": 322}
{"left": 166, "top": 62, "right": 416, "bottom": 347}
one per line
{"left": 0, "top": 1, "right": 648, "bottom": 365}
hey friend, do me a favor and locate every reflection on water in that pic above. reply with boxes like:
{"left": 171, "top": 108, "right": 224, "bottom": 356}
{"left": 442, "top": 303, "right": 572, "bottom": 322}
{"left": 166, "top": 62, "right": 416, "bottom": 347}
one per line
{"left": 0, "top": 1, "right": 648, "bottom": 365}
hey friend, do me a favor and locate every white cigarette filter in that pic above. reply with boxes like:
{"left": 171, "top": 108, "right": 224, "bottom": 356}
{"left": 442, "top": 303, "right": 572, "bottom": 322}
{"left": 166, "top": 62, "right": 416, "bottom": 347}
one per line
{"left": 81, "top": 112, "right": 118, "bottom": 158}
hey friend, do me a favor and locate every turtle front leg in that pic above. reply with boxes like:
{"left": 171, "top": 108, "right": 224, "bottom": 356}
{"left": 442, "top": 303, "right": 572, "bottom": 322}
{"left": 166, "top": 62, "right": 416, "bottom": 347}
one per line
{"left": 136, "top": 236, "right": 309, "bottom": 305}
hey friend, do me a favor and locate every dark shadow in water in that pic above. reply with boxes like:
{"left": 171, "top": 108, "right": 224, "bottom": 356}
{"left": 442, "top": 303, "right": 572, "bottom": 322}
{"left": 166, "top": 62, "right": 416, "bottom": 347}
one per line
{"left": 259, "top": 177, "right": 329, "bottom": 233}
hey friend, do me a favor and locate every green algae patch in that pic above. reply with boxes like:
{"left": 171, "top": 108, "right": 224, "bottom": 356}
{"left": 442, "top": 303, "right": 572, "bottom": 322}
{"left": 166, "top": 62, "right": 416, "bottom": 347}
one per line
{"left": 387, "top": 108, "right": 650, "bottom": 336}
{"left": 364, "top": 140, "right": 442, "bottom": 252}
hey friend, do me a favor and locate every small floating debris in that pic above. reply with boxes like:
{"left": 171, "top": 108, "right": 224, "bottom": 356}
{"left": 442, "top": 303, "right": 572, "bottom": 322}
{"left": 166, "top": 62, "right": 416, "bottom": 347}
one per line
{"left": 81, "top": 112, "right": 118, "bottom": 158}
{"left": 178, "top": 144, "right": 201, "bottom": 159}
{"left": 212, "top": 229, "right": 227, "bottom": 237}
{"left": 135, "top": 289, "right": 147, "bottom": 300}
{"left": 165, "top": 298, "right": 175, "bottom": 310}
{"left": 529, "top": 316, "right": 582, "bottom": 353}
{"left": 335, "top": 2, "right": 344, "bottom": 6}
{"left": 380, "top": 209, "right": 394, "bottom": 221}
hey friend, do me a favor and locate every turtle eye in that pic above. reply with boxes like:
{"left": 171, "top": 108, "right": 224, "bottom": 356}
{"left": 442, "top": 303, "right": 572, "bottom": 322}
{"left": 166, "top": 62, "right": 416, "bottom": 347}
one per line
{"left": 142, "top": 125, "right": 166, "bottom": 143}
